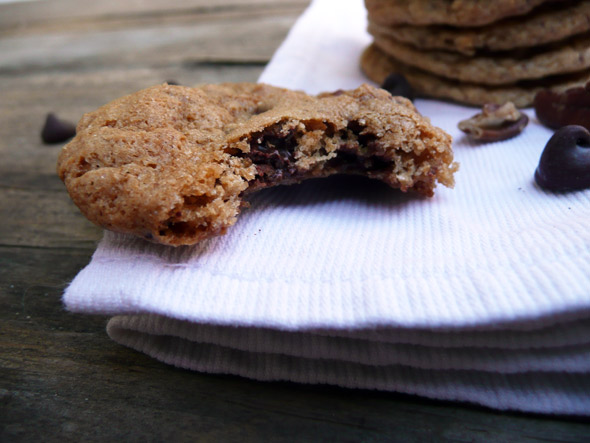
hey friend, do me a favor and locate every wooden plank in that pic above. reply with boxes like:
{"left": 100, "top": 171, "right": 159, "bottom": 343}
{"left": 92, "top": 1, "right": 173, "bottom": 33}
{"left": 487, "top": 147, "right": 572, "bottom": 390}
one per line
{"left": 0, "top": 0, "right": 309, "bottom": 30}
{"left": 0, "top": 17, "right": 297, "bottom": 69}
{"left": 0, "top": 187, "right": 102, "bottom": 248}
{"left": 1, "top": 7, "right": 304, "bottom": 71}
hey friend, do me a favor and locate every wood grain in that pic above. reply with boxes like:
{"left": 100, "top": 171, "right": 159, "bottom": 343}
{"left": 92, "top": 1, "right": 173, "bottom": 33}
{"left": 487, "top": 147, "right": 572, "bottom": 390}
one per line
{"left": 1, "top": 0, "right": 589, "bottom": 441}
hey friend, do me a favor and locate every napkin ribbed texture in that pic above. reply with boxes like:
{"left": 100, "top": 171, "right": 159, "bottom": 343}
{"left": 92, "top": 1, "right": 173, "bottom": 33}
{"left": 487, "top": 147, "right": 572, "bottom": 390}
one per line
{"left": 63, "top": 0, "right": 590, "bottom": 415}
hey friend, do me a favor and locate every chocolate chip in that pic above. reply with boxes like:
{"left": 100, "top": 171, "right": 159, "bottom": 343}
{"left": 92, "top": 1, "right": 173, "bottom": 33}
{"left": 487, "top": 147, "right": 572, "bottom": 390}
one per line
{"left": 458, "top": 102, "right": 528, "bottom": 143}
{"left": 247, "top": 126, "right": 299, "bottom": 189}
{"left": 166, "top": 80, "right": 181, "bottom": 86}
{"left": 380, "top": 73, "right": 414, "bottom": 101}
{"left": 41, "top": 113, "right": 76, "bottom": 144}
{"left": 534, "top": 82, "right": 590, "bottom": 130}
{"left": 535, "top": 125, "right": 590, "bottom": 191}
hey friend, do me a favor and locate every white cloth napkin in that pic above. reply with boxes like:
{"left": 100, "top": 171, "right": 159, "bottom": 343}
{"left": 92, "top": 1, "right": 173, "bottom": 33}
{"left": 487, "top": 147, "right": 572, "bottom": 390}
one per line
{"left": 63, "top": 0, "right": 590, "bottom": 415}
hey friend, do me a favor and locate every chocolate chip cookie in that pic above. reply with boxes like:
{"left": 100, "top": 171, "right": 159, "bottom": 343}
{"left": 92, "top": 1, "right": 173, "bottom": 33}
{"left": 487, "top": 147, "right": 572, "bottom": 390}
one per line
{"left": 361, "top": 44, "right": 590, "bottom": 107}
{"left": 57, "top": 83, "right": 457, "bottom": 246}
{"left": 372, "top": 31, "right": 590, "bottom": 85}
{"left": 364, "top": 0, "right": 552, "bottom": 27}
{"left": 367, "top": 1, "right": 590, "bottom": 56}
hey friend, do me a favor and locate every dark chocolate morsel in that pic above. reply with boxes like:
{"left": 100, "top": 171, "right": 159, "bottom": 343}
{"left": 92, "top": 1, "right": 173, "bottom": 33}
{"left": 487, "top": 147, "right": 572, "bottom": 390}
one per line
{"left": 535, "top": 125, "right": 590, "bottom": 191}
{"left": 165, "top": 80, "right": 181, "bottom": 86}
{"left": 41, "top": 113, "right": 76, "bottom": 144}
{"left": 534, "top": 81, "right": 590, "bottom": 130}
{"left": 380, "top": 73, "right": 414, "bottom": 101}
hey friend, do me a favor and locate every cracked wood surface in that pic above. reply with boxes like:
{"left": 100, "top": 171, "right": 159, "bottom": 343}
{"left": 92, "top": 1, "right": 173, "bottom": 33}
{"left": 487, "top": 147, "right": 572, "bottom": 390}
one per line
{"left": 1, "top": 0, "right": 589, "bottom": 441}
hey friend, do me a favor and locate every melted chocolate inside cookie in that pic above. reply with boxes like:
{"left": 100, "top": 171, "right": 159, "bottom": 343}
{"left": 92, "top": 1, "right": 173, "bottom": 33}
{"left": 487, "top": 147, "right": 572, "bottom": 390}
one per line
{"left": 246, "top": 125, "right": 300, "bottom": 189}
{"left": 326, "top": 120, "right": 393, "bottom": 178}
{"left": 244, "top": 120, "right": 398, "bottom": 192}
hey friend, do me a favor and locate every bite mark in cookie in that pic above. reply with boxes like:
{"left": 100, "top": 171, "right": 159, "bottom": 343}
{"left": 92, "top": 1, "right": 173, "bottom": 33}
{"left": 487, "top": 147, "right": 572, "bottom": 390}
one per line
{"left": 57, "top": 83, "right": 457, "bottom": 246}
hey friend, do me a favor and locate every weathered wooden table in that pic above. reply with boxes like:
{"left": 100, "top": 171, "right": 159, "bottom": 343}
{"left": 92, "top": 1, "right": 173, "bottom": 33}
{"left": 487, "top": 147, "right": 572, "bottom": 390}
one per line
{"left": 1, "top": 1, "right": 589, "bottom": 440}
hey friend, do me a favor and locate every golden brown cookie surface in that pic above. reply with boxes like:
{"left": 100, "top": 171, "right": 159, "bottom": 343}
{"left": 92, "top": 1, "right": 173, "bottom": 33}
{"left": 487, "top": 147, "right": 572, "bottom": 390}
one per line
{"left": 360, "top": 44, "right": 590, "bottom": 107}
{"left": 372, "top": 31, "right": 590, "bottom": 85}
{"left": 367, "top": 1, "right": 590, "bottom": 56}
{"left": 58, "top": 83, "right": 457, "bottom": 246}
{"left": 364, "top": 0, "right": 553, "bottom": 27}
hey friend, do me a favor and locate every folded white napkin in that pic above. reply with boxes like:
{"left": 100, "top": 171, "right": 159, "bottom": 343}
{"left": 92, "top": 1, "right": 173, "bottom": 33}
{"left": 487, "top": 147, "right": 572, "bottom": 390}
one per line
{"left": 64, "top": 0, "right": 590, "bottom": 415}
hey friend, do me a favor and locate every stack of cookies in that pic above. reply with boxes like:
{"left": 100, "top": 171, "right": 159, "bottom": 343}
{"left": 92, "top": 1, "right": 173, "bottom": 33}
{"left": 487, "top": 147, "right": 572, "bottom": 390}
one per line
{"left": 360, "top": 0, "right": 590, "bottom": 107}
